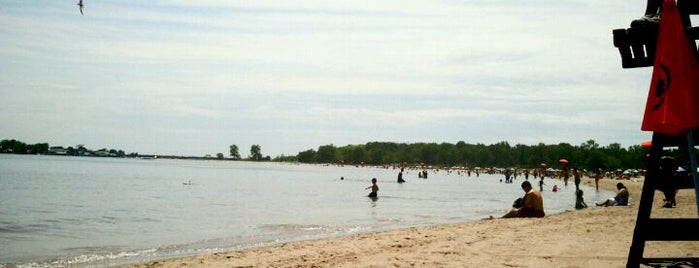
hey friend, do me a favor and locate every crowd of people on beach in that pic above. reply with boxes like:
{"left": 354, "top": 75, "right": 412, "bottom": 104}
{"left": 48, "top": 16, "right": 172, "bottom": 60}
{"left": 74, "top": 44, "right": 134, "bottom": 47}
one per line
{"left": 355, "top": 162, "right": 648, "bottom": 220}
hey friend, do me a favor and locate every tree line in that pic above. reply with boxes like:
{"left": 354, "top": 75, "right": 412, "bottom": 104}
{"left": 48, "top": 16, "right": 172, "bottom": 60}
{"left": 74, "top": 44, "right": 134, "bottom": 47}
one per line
{"left": 283, "top": 140, "right": 649, "bottom": 171}
{"left": 3, "top": 138, "right": 650, "bottom": 171}
{"left": 0, "top": 139, "right": 49, "bottom": 154}
{"left": 1, "top": 139, "right": 129, "bottom": 157}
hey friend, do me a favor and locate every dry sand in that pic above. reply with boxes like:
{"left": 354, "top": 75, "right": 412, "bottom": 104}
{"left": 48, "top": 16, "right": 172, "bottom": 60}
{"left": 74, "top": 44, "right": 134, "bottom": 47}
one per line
{"left": 129, "top": 178, "right": 699, "bottom": 268}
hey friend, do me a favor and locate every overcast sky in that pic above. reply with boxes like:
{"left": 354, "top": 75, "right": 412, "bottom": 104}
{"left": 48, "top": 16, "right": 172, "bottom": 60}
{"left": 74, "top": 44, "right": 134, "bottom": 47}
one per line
{"left": 1, "top": 0, "right": 661, "bottom": 157}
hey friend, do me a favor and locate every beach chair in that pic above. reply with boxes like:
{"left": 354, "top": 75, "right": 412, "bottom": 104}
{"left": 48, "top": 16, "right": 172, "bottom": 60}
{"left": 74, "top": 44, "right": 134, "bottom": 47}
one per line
{"left": 613, "top": 0, "right": 699, "bottom": 267}
{"left": 613, "top": 1, "right": 699, "bottom": 69}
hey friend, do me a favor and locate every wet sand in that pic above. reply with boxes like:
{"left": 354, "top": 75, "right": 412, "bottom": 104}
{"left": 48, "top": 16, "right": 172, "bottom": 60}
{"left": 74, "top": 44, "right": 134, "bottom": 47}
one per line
{"left": 129, "top": 177, "right": 699, "bottom": 268}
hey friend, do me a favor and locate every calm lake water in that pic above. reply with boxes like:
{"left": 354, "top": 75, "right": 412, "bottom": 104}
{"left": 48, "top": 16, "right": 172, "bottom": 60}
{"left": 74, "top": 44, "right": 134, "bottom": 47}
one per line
{"left": 0, "top": 154, "right": 612, "bottom": 267}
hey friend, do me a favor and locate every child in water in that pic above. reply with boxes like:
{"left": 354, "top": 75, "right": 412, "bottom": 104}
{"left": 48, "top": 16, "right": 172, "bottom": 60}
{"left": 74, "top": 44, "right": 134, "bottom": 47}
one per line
{"left": 366, "top": 178, "right": 379, "bottom": 198}
{"left": 575, "top": 189, "right": 588, "bottom": 209}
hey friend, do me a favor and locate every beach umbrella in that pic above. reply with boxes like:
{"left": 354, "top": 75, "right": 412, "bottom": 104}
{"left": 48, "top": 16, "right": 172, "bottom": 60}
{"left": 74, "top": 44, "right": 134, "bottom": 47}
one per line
{"left": 540, "top": 162, "right": 547, "bottom": 168}
{"left": 559, "top": 159, "right": 569, "bottom": 164}
{"left": 641, "top": 140, "right": 652, "bottom": 148}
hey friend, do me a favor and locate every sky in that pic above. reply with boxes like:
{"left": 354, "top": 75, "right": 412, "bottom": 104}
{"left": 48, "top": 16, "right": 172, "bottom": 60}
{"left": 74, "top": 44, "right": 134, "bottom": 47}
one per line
{"left": 0, "top": 0, "right": 668, "bottom": 157}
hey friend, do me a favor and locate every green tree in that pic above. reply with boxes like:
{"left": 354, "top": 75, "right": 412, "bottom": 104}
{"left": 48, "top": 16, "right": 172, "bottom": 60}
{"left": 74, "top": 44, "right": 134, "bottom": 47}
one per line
{"left": 0, "top": 139, "right": 28, "bottom": 153}
{"left": 316, "top": 144, "right": 337, "bottom": 163}
{"left": 292, "top": 140, "right": 648, "bottom": 171}
{"left": 297, "top": 149, "right": 317, "bottom": 163}
{"left": 29, "top": 143, "right": 49, "bottom": 154}
{"left": 343, "top": 145, "right": 365, "bottom": 164}
{"left": 249, "top": 144, "right": 263, "bottom": 161}
{"left": 229, "top": 144, "right": 241, "bottom": 160}
{"left": 581, "top": 139, "right": 600, "bottom": 151}
{"left": 273, "top": 154, "right": 297, "bottom": 162}
{"left": 216, "top": 153, "right": 224, "bottom": 159}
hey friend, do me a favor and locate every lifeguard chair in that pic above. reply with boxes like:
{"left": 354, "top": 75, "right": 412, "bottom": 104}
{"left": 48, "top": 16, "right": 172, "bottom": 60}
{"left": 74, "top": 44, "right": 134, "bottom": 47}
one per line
{"left": 612, "top": 0, "right": 699, "bottom": 266}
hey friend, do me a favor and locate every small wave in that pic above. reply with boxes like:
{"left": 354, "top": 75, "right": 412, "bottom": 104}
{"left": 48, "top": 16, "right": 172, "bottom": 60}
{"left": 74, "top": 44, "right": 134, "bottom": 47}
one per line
{"left": 0, "top": 223, "right": 51, "bottom": 234}
{"left": 15, "top": 247, "right": 159, "bottom": 268}
{"left": 255, "top": 223, "right": 373, "bottom": 238}
{"left": 257, "top": 223, "right": 329, "bottom": 232}
{"left": 97, "top": 216, "right": 119, "bottom": 224}
{"left": 377, "top": 217, "right": 401, "bottom": 223}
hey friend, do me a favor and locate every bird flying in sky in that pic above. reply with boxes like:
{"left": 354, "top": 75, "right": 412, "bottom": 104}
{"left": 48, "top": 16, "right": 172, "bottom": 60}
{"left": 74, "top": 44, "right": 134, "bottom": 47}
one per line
{"left": 78, "top": 0, "right": 84, "bottom": 15}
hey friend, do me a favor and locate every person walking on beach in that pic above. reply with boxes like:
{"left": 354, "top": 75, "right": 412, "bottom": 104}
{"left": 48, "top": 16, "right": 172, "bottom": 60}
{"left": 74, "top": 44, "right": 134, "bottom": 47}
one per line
{"left": 502, "top": 181, "right": 545, "bottom": 218}
{"left": 594, "top": 169, "right": 603, "bottom": 191}
{"left": 397, "top": 168, "right": 406, "bottom": 183}
{"left": 366, "top": 178, "right": 379, "bottom": 199}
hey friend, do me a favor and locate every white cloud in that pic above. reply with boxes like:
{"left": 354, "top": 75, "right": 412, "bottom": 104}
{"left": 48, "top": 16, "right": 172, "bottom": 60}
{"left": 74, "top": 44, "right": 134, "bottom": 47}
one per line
{"left": 0, "top": 0, "right": 657, "bottom": 156}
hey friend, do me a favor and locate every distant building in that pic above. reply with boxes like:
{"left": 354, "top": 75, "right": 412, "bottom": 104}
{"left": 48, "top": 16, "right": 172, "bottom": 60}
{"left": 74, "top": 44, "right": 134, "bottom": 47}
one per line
{"left": 47, "top": 146, "right": 68, "bottom": 155}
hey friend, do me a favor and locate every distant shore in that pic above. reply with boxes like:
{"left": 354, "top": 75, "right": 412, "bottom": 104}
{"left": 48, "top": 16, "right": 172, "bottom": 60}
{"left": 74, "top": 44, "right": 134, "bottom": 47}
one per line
{"left": 128, "top": 177, "right": 698, "bottom": 267}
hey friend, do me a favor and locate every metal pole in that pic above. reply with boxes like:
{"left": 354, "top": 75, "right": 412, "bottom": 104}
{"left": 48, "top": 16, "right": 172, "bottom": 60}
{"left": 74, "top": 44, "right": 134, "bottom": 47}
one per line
{"left": 687, "top": 130, "right": 699, "bottom": 216}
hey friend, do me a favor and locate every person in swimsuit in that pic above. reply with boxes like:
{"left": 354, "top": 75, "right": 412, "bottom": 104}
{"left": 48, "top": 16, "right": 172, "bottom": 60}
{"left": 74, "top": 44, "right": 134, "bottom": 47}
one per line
{"left": 573, "top": 168, "right": 582, "bottom": 191}
{"left": 597, "top": 183, "right": 630, "bottom": 206}
{"left": 502, "top": 181, "right": 545, "bottom": 218}
{"left": 366, "top": 178, "right": 379, "bottom": 199}
{"left": 575, "top": 189, "right": 588, "bottom": 209}
{"left": 397, "top": 168, "right": 406, "bottom": 183}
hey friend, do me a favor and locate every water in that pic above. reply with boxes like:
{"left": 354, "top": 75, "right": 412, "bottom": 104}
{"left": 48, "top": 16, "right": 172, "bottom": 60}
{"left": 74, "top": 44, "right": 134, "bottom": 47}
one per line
{"left": 0, "top": 154, "right": 612, "bottom": 267}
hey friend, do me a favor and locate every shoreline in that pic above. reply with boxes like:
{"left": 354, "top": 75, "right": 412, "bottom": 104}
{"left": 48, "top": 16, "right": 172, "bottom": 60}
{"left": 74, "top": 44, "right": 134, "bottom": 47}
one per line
{"left": 129, "top": 177, "right": 698, "bottom": 268}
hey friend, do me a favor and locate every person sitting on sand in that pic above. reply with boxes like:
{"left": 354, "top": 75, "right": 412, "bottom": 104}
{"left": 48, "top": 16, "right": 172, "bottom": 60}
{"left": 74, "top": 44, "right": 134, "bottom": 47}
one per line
{"left": 366, "top": 178, "right": 379, "bottom": 199}
{"left": 596, "top": 182, "right": 630, "bottom": 207}
{"left": 502, "top": 181, "right": 545, "bottom": 218}
{"left": 575, "top": 189, "right": 588, "bottom": 209}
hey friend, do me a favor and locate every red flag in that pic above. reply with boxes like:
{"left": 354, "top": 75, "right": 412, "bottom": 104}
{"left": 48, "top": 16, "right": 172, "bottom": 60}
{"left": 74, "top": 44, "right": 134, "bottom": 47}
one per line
{"left": 641, "top": 0, "right": 699, "bottom": 136}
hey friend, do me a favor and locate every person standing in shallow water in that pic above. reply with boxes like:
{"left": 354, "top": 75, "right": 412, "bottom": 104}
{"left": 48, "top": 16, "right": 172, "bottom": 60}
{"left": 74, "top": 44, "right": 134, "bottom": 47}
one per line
{"left": 366, "top": 178, "right": 379, "bottom": 199}
{"left": 573, "top": 168, "right": 582, "bottom": 191}
{"left": 397, "top": 168, "right": 406, "bottom": 183}
{"left": 594, "top": 169, "right": 603, "bottom": 191}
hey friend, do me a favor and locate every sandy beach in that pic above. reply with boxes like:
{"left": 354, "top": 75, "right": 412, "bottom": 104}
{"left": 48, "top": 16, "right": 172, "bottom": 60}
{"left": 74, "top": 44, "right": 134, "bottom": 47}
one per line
{"left": 130, "top": 177, "right": 699, "bottom": 268}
